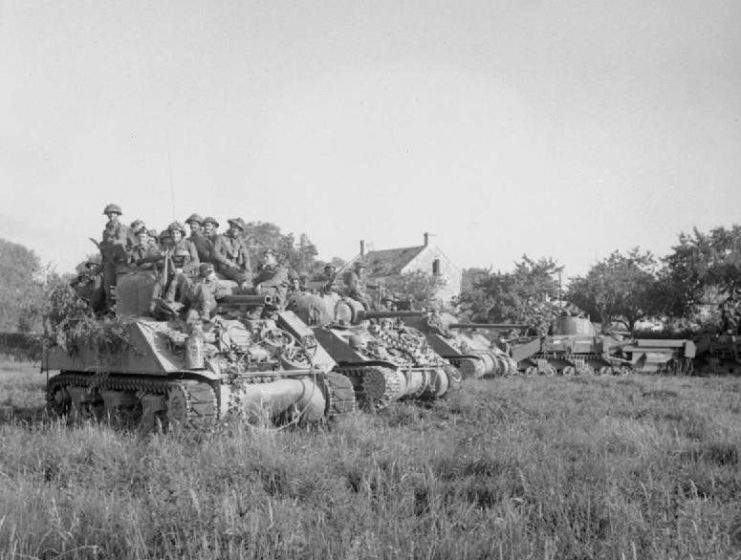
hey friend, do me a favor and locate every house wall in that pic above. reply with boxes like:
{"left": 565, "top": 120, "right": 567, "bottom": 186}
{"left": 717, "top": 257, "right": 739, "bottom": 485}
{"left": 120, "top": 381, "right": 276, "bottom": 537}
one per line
{"left": 403, "top": 246, "right": 461, "bottom": 304}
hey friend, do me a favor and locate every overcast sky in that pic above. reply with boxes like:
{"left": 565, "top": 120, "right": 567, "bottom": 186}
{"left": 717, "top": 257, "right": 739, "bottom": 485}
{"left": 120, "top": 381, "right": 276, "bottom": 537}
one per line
{"left": 1, "top": 0, "right": 739, "bottom": 278}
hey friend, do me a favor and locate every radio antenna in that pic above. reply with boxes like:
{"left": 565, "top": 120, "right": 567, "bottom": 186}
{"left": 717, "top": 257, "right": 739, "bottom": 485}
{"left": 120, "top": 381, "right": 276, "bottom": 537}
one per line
{"left": 167, "top": 131, "right": 176, "bottom": 220}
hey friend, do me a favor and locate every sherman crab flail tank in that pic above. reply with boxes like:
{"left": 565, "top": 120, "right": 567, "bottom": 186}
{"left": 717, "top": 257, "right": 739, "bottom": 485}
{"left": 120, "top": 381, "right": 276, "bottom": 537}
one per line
{"left": 289, "top": 293, "right": 460, "bottom": 408}
{"left": 512, "top": 316, "right": 696, "bottom": 376}
{"left": 400, "top": 311, "right": 521, "bottom": 378}
{"left": 43, "top": 272, "right": 355, "bottom": 430}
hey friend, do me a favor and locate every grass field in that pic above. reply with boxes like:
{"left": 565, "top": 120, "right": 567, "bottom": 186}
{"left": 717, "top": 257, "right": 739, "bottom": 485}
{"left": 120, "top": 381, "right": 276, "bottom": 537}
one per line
{"left": 1, "top": 361, "right": 741, "bottom": 560}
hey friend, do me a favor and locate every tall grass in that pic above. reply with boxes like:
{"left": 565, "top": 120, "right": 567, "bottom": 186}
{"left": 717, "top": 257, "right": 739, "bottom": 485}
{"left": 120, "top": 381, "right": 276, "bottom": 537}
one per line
{"left": 1, "top": 368, "right": 741, "bottom": 559}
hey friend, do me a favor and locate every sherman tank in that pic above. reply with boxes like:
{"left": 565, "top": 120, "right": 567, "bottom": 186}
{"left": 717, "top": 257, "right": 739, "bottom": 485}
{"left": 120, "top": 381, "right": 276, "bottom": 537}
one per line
{"left": 513, "top": 316, "right": 696, "bottom": 376}
{"left": 399, "top": 311, "right": 521, "bottom": 379}
{"left": 43, "top": 271, "right": 356, "bottom": 430}
{"left": 288, "top": 293, "right": 460, "bottom": 408}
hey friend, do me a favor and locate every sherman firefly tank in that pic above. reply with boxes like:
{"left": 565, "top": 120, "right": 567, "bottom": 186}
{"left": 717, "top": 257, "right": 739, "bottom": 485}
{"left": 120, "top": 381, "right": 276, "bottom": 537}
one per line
{"left": 43, "top": 272, "right": 355, "bottom": 430}
{"left": 288, "top": 293, "right": 460, "bottom": 408}
{"left": 400, "top": 311, "right": 521, "bottom": 379}
{"left": 513, "top": 316, "right": 696, "bottom": 376}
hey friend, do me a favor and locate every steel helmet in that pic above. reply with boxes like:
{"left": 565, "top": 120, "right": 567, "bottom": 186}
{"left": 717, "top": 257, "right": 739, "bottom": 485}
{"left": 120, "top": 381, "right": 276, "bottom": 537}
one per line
{"left": 103, "top": 203, "right": 123, "bottom": 215}
{"left": 185, "top": 213, "right": 204, "bottom": 225}
{"left": 167, "top": 221, "right": 187, "bottom": 235}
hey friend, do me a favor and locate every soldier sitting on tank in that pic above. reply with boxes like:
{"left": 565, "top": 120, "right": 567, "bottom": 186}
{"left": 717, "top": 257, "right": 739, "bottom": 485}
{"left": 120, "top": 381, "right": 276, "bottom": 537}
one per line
{"left": 70, "top": 261, "right": 105, "bottom": 313}
{"left": 128, "top": 226, "right": 162, "bottom": 272}
{"left": 99, "top": 203, "right": 132, "bottom": 310}
{"left": 164, "top": 223, "right": 199, "bottom": 305}
{"left": 320, "top": 264, "right": 337, "bottom": 295}
{"left": 213, "top": 218, "right": 251, "bottom": 286}
{"left": 344, "top": 262, "right": 372, "bottom": 309}
{"left": 184, "top": 263, "right": 232, "bottom": 324}
{"left": 185, "top": 213, "right": 214, "bottom": 265}
{"left": 200, "top": 217, "right": 220, "bottom": 263}
{"left": 253, "top": 249, "right": 290, "bottom": 307}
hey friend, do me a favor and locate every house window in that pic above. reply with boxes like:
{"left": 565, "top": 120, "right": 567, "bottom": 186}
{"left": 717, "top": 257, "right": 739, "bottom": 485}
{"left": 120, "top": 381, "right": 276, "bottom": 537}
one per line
{"left": 432, "top": 258, "right": 441, "bottom": 276}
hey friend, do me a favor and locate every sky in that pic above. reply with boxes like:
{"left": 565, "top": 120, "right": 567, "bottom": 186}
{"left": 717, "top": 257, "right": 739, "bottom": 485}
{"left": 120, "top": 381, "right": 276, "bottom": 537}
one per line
{"left": 1, "top": 0, "right": 739, "bottom": 279}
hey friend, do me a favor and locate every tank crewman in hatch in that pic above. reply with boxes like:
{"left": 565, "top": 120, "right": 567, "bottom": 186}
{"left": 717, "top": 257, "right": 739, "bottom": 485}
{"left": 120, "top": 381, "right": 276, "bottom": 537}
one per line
{"left": 71, "top": 261, "right": 105, "bottom": 313}
{"left": 164, "top": 221, "right": 199, "bottom": 303}
{"left": 213, "top": 218, "right": 251, "bottom": 285}
{"left": 99, "top": 203, "right": 131, "bottom": 309}
{"left": 253, "top": 249, "right": 290, "bottom": 306}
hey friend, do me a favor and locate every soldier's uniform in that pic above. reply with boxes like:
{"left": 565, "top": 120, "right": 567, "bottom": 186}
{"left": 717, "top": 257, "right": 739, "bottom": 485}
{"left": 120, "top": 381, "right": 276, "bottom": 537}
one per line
{"left": 213, "top": 218, "right": 251, "bottom": 284}
{"left": 99, "top": 203, "right": 131, "bottom": 309}
{"left": 164, "top": 222, "right": 199, "bottom": 303}
{"left": 253, "top": 250, "right": 290, "bottom": 306}
{"left": 344, "top": 265, "right": 371, "bottom": 308}
{"left": 186, "top": 263, "right": 231, "bottom": 322}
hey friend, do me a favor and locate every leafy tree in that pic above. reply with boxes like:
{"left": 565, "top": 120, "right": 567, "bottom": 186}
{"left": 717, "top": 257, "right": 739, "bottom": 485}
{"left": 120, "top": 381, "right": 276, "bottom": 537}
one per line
{"left": 566, "top": 248, "right": 660, "bottom": 333}
{"left": 458, "top": 256, "right": 563, "bottom": 333}
{"left": 379, "top": 271, "right": 446, "bottom": 305}
{"left": 661, "top": 225, "right": 741, "bottom": 317}
{"left": 0, "top": 239, "right": 46, "bottom": 332}
{"left": 242, "top": 222, "right": 319, "bottom": 276}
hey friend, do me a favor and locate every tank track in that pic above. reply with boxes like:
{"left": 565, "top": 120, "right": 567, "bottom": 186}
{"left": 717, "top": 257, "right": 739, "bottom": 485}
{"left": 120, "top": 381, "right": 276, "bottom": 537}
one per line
{"left": 47, "top": 372, "right": 219, "bottom": 430}
{"left": 335, "top": 365, "right": 403, "bottom": 409}
{"left": 448, "top": 357, "right": 485, "bottom": 379}
{"left": 442, "top": 363, "right": 462, "bottom": 391}
{"left": 321, "top": 371, "right": 357, "bottom": 417}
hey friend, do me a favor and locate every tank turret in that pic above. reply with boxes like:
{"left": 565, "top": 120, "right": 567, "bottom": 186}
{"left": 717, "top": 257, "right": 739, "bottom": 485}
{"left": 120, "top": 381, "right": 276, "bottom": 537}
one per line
{"left": 44, "top": 271, "right": 355, "bottom": 430}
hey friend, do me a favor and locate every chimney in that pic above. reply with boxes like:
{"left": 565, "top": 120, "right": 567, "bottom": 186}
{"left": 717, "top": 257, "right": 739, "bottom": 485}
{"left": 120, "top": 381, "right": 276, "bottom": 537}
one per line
{"left": 423, "top": 232, "right": 429, "bottom": 247}
{"left": 360, "top": 240, "right": 365, "bottom": 257}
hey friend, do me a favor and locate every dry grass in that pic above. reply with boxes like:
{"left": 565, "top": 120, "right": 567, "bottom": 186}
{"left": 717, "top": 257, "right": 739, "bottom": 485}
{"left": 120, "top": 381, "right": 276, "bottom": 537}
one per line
{"left": 2, "top": 363, "right": 741, "bottom": 559}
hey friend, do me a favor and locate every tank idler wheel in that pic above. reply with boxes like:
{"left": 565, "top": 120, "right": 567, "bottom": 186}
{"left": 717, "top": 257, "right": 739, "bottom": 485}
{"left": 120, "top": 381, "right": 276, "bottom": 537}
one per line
{"left": 562, "top": 366, "right": 576, "bottom": 377}
{"left": 322, "top": 372, "right": 356, "bottom": 417}
{"left": 524, "top": 366, "right": 537, "bottom": 377}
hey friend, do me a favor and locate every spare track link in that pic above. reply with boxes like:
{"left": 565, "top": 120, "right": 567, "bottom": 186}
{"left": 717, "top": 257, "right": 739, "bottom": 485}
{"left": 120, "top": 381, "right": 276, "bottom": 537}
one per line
{"left": 46, "top": 372, "right": 218, "bottom": 429}
{"left": 322, "top": 371, "right": 357, "bottom": 417}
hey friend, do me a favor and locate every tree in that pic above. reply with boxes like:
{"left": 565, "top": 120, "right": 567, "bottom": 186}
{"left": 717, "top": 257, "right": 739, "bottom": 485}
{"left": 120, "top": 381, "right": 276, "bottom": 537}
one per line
{"left": 380, "top": 271, "right": 446, "bottom": 305}
{"left": 458, "top": 255, "right": 563, "bottom": 333}
{"left": 0, "top": 239, "right": 46, "bottom": 332}
{"left": 567, "top": 247, "right": 660, "bottom": 333}
{"left": 661, "top": 225, "right": 741, "bottom": 318}
{"left": 242, "top": 222, "right": 319, "bottom": 276}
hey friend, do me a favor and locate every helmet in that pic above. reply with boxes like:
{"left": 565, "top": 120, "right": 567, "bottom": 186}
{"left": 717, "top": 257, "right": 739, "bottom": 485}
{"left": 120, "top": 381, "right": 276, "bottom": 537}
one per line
{"left": 103, "top": 203, "right": 122, "bottom": 215}
{"left": 167, "top": 221, "right": 187, "bottom": 235}
{"left": 227, "top": 218, "right": 245, "bottom": 231}
{"left": 202, "top": 216, "right": 219, "bottom": 228}
{"left": 185, "top": 213, "right": 204, "bottom": 225}
{"left": 133, "top": 225, "right": 148, "bottom": 236}
{"left": 130, "top": 219, "right": 145, "bottom": 231}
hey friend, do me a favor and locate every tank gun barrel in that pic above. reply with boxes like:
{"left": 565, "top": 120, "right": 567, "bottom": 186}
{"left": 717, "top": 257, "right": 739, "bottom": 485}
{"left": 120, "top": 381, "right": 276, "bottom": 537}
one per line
{"left": 357, "top": 310, "right": 425, "bottom": 320}
{"left": 218, "top": 294, "right": 273, "bottom": 307}
{"left": 448, "top": 323, "right": 526, "bottom": 330}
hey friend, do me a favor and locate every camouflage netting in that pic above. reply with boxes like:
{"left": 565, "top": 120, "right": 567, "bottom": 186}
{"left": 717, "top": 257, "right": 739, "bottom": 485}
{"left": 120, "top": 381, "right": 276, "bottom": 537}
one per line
{"left": 43, "top": 283, "right": 131, "bottom": 356}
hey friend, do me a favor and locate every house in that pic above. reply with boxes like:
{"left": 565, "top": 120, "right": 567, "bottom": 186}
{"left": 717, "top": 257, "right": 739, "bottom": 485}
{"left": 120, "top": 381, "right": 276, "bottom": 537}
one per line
{"left": 344, "top": 233, "right": 461, "bottom": 305}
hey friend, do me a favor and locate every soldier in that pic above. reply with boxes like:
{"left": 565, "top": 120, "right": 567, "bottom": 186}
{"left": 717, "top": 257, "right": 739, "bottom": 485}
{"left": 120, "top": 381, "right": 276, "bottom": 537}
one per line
{"left": 71, "top": 261, "right": 105, "bottom": 312}
{"left": 213, "top": 218, "right": 251, "bottom": 285}
{"left": 99, "top": 203, "right": 131, "bottom": 309}
{"left": 185, "top": 263, "right": 231, "bottom": 323}
{"left": 253, "top": 249, "right": 290, "bottom": 306}
{"left": 344, "top": 262, "right": 371, "bottom": 308}
{"left": 128, "top": 226, "right": 162, "bottom": 271}
{"left": 321, "top": 263, "right": 337, "bottom": 294}
{"left": 185, "top": 213, "right": 214, "bottom": 264}
{"left": 164, "top": 221, "right": 199, "bottom": 303}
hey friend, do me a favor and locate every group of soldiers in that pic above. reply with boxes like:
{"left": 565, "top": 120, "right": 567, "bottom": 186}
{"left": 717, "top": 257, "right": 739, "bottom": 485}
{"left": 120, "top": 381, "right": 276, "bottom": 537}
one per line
{"left": 74, "top": 203, "right": 372, "bottom": 319}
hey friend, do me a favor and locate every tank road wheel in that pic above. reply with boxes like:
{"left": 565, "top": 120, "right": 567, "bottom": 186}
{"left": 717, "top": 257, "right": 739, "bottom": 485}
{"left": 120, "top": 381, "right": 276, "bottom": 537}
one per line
{"left": 47, "top": 383, "right": 72, "bottom": 418}
{"left": 597, "top": 366, "right": 612, "bottom": 376}
{"left": 581, "top": 365, "right": 595, "bottom": 377}
{"left": 542, "top": 364, "right": 557, "bottom": 377}
{"left": 321, "top": 372, "right": 356, "bottom": 417}
{"left": 456, "top": 357, "right": 485, "bottom": 379}
{"left": 166, "top": 380, "right": 218, "bottom": 430}
{"left": 562, "top": 366, "right": 576, "bottom": 377}
{"left": 525, "top": 366, "right": 537, "bottom": 377}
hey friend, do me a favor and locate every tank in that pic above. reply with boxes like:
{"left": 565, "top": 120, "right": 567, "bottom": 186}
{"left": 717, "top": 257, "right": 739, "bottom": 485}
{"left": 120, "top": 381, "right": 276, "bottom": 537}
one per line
{"left": 400, "top": 311, "right": 521, "bottom": 379}
{"left": 693, "top": 333, "right": 741, "bottom": 374}
{"left": 289, "top": 293, "right": 460, "bottom": 408}
{"left": 43, "top": 271, "right": 356, "bottom": 430}
{"left": 512, "top": 316, "right": 696, "bottom": 376}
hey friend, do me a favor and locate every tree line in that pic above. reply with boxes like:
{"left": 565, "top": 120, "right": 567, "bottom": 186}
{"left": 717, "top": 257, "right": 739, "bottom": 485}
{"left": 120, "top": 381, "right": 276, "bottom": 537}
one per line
{"left": 1, "top": 223, "right": 739, "bottom": 336}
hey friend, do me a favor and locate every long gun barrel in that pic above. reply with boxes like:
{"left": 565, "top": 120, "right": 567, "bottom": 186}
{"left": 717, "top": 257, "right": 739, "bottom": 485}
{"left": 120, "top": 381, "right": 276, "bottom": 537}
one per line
{"left": 219, "top": 294, "right": 274, "bottom": 307}
{"left": 357, "top": 310, "right": 426, "bottom": 321}
{"left": 448, "top": 323, "right": 527, "bottom": 330}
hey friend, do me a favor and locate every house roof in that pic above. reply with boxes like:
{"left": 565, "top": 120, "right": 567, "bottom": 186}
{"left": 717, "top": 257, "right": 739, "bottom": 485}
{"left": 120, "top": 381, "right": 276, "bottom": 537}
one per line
{"left": 362, "top": 245, "right": 426, "bottom": 277}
